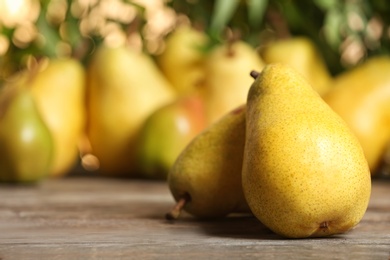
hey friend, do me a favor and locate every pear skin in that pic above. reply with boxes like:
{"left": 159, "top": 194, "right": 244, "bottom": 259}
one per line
{"left": 157, "top": 25, "right": 208, "bottom": 95}
{"left": 167, "top": 105, "right": 249, "bottom": 219}
{"left": 136, "top": 93, "right": 207, "bottom": 179}
{"left": 30, "top": 58, "right": 86, "bottom": 177}
{"left": 0, "top": 85, "right": 53, "bottom": 183}
{"left": 260, "top": 37, "right": 333, "bottom": 96}
{"left": 323, "top": 56, "right": 390, "bottom": 174}
{"left": 87, "top": 45, "right": 176, "bottom": 176}
{"left": 242, "top": 64, "right": 371, "bottom": 238}
{"left": 202, "top": 41, "right": 264, "bottom": 124}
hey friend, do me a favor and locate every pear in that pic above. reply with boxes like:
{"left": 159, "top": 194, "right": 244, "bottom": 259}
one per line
{"left": 136, "top": 93, "right": 207, "bottom": 180}
{"left": 259, "top": 37, "right": 333, "bottom": 96}
{"left": 202, "top": 41, "right": 264, "bottom": 124}
{"left": 323, "top": 56, "right": 390, "bottom": 174}
{"left": 156, "top": 25, "right": 208, "bottom": 95}
{"left": 242, "top": 64, "right": 371, "bottom": 238}
{"left": 87, "top": 45, "right": 176, "bottom": 176}
{"left": 167, "top": 105, "right": 249, "bottom": 219}
{"left": 29, "top": 58, "right": 86, "bottom": 177}
{"left": 0, "top": 84, "right": 53, "bottom": 183}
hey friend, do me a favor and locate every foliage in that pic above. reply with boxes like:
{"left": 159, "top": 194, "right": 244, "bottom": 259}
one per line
{"left": 0, "top": 0, "right": 146, "bottom": 81}
{"left": 1, "top": 0, "right": 390, "bottom": 80}
{"left": 169, "top": 0, "right": 390, "bottom": 74}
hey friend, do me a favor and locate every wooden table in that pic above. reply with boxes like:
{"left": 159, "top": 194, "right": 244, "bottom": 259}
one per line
{"left": 0, "top": 176, "right": 389, "bottom": 259}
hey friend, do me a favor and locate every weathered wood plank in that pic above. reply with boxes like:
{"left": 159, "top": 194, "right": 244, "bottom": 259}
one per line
{"left": 0, "top": 177, "right": 389, "bottom": 259}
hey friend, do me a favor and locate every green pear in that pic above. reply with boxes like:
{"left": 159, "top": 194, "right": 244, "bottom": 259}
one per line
{"left": 167, "top": 105, "right": 249, "bottom": 219}
{"left": 242, "top": 64, "right": 371, "bottom": 238}
{"left": 29, "top": 58, "right": 86, "bottom": 177}
{"left": 323, "top": 56, "right": 390, "bottom": 174}
{"left": 202, "top": 41, "right": 264, "bottom": 124}
{"left": 136, "top": 93, "right": 207, "bottom": 180}
{"left": 0, "top": 84, "right": 53, "bottom": 183}
{"left": 259, "top": 37, "right": 333, "bottom": 96}
{"left": 87, "top": 45, "right": 176, "bottom": 177}
{"left": 156, "top": 25, "right": 208, "bottom": 95}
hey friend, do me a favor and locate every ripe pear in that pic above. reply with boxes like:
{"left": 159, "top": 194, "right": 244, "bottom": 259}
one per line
{"left": 87, "top": 45, "right": 176, "bottom": 176}
{"left": 323, "top": 56, "right": 390, "bottom": 174}
{"left": 202, "top": 41, "right": 264, "bottom": 124}
{"left": 167, "top": 105, "right": 249, "bottom": 219}
{"left": 29, "top": 58, "right": 86, "bottom": 177}
{"left": 156, "top": 25, "right": 208, "bottom": 95}
{"left": 259, "top": 37, "right": 333, "bottom": 96}
{"left": 136, "top": 93, "right": 207, "bottom": 180}
{"left": 242, "top": 64, "right": 371, "bottom": 238}
{"left": 0, "top": 84, "right": 53, "bottom": 183}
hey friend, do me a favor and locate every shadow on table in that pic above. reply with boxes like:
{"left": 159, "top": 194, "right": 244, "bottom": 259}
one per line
{"left": 196, "top": 214, "right": 280, "bottom": 240}
{"left": 162, "top": 213, "right": 278, "bottom": 240}
{"left": 163, "top": 213, "right": 348, "bottom": 241}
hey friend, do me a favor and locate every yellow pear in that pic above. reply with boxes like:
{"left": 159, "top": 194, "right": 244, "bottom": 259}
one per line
{"left": 86, "top": 45, "right": 176, "bottom": 176}
{"left": 202, "top": 41, "right": 264, "bottom": 124}
{"left": 156, "top": 25, "right": 208, "bottom": 95}
{"left": 243, "top": 64, "right": 371, "bottom": 238}
{"left": 167, "top": 105, "right": 249, "bottom": 219}
{"left": 29, "top": 58, "right": 86, "bottom": 177}
{"left": 260, "top": 37, "right": 333, "bottom": 96}
{"left": 323, "top": 56, "right": 390, "bottom": 174}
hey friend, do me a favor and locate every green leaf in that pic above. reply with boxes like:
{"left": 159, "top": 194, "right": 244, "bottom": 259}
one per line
{"left": 313, "top": 0, "right": 339, "bottom": 11}
{"left": 36, "top": 11, "right": 62, "bottom": 58}
{"left": 210, "top": 0, "right": 240, "bottom": 34}
{"left": 0, "top": 27, "right": 14, "bottom": 39}
{"left": 323, "top": 8, "right": 343, "bottom": 50}
{"left": 247, "top": 0, "right": 268, "bottom": 28}
{"left": 63, "top": 4, "right": 83, "bottom": 48}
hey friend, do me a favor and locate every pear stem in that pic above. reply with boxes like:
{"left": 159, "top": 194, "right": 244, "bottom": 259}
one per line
{"left": 226, "top": 28, "right": 241, "bottom": 57}
{"left": 250, "top": 70, "right": 260, "bottom": 79}
{"left": 165, "top": 194, "right": 190, "bottom": 221}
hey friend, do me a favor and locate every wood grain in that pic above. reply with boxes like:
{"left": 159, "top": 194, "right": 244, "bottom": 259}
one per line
{"left": 0, "top": 177, "right": 389, "bottom": 259}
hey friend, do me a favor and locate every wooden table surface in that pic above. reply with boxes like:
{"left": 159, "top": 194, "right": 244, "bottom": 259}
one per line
{"left": 0, "top": 176, "right": 390, "bottom": 260}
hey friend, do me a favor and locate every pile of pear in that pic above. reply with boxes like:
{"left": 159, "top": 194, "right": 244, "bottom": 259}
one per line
{"left": 135, "top": 27, "right": 335, "bottom": 180}
{"left": 82, "top": 24, "right": 269, "bottom": 179}
{"left": 141, "top": 27, "right": 390, "bottom": 181}
{"left": 135, "top": 26, "right": 265, "bottom": 179}
{"left": 166, "top": 64, "right": 372, "bottom": 239}
{"left": 84, "top": 29, "right": 330, "bottom": 179}
{"left": 1, "top": 22, "right": 389, "bottom": 185}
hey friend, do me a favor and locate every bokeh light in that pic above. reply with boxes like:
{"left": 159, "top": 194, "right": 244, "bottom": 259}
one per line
{"left": 0, "top": 0, "right": 40, "bottom": 28}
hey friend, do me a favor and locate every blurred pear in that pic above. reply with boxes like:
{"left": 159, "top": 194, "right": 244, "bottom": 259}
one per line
{"left": 30, "top": 58, "right": 86, "bottom": 177}
{"left": 136, "top": 93, "right": 207, "bottom": 179}
{"left": 260, "top": 37, "right": 333, "bottom": 96}
{"left": 156, "top": 25, "right": 208, "bottom": 95}
{"left": 0, "top": 83, "right": 53, "bottom": 183}
{"left": 323, "top": 56, "right": 390, "bottom": 173}
{"left": 202, "top": 41, "right": 264, "bottom": 124}
{"left": 86, "top": 45, "right": 176, "bottom": 177}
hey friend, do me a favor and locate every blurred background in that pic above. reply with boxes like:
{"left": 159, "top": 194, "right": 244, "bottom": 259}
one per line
{"left": 1, "top": 0, "right": 390, "bottom": 183}
{"left": 1, "top": 0, "right": 389, "bottom": 77}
